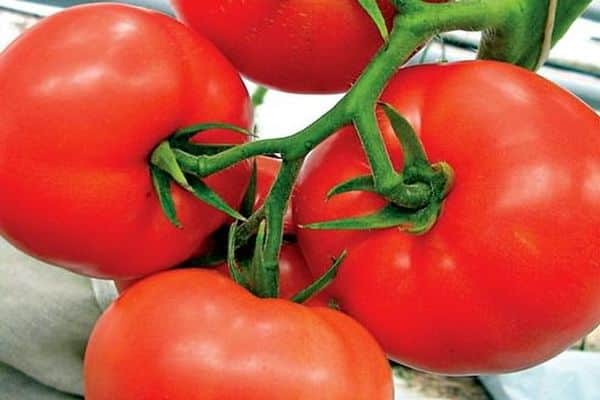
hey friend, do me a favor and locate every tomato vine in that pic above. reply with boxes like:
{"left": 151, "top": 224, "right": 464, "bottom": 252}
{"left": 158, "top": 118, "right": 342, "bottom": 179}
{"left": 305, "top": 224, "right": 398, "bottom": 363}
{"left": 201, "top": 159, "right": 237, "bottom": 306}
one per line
{"left": 151, "top": 0, "right": 592, "bottom": 297}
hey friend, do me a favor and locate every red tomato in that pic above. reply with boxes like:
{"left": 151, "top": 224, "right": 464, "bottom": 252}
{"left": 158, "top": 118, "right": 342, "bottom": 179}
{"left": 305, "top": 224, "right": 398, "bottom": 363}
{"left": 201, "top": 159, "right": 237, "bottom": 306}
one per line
{"left": 294, "top": 61, "right": 600, "bottom": 374}
{"left": 0, "top": 4, "right": 251, "bottom": 278}
{"left": 85, "top": 269, "right": 393, "bottom": 399}
{"left": 216, "top": 243, "right": 330, "bottom": 306}
{"left": 255, "top": 156, "right": 295, "bottom": 234}
{"left": 170, "top": 0, "right": 396, "bottom": 93}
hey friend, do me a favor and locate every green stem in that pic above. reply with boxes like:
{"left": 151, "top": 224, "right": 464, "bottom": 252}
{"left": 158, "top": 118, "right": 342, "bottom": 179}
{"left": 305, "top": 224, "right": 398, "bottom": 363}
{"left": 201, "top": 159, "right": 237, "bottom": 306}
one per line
{"left": 151, "top": 0, "right": 581, "bottom": 298}
{"left": 235, "top": 206, "right": 265, "bottom": 248}
{"left": 352, "top": 108, "right": 435, "bottom": 209}
{"left": 172, "top": 0, "right": 518, "bottom": 178}
{"left": 254, "top": 159, "right": 304, "bottom": 298}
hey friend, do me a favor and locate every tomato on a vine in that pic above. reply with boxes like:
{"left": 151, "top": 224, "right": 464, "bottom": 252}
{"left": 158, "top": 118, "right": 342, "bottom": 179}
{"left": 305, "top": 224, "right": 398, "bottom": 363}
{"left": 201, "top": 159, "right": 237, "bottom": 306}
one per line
{"left": 0, "top": 4, "right": 252, "bottom": 278}
{"left": 294, "top": 61, "right": 600, "bottom": 374}
{"left": 85, "top": 269, "right": 393, "bottom": 399}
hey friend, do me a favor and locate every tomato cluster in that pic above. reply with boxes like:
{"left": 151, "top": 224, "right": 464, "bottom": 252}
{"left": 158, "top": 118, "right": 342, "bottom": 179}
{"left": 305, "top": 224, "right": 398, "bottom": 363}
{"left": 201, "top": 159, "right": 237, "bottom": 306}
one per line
{"left": 0, "top": 2, "right": 598, "bottom": 399}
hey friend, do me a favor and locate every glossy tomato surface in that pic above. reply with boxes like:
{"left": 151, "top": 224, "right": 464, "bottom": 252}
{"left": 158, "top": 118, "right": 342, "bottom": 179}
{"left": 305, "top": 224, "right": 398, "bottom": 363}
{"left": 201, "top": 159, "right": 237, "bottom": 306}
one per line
{"left": 170, "top": 0, "right": 396, "bottom": 93}
{"left": 85, "top": 269, "right": 393, "bottom": 399}
{"left": 294, "top": 61, "right": 600, "bottom": 374}
{"left": 0, "top": 4, "right": 252, "bottom": 278}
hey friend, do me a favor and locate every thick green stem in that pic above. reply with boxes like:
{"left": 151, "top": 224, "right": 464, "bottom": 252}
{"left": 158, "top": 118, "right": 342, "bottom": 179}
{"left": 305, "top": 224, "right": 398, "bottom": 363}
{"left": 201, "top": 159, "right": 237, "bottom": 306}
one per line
{"left": 254, "top": 159, "right": 303, "bottom": 298}
{"left": 353, "top": 109, "right": 432, "bottom": 209}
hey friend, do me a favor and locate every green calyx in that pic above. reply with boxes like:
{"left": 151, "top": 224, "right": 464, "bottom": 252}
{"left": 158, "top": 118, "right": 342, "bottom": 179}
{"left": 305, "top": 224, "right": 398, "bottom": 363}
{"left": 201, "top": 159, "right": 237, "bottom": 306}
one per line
{"left": 149, "top": 123, "right": 252, "bottom": 227}
{"left": 305, "top": 104, "right": 453, "bottom": 235}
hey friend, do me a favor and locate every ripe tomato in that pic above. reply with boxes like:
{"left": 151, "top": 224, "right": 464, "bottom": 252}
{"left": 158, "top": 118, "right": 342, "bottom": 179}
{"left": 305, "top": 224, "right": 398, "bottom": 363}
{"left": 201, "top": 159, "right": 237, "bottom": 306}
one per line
{"left": 170, "top": 0, "right": 396, "bottom": 93}
{"left": 85, "top": 269, "right": 393, "bottom": 399}
{"left": 294, "top": 61, "right": 600, "bottom": 374}
{"left": 0, "top": 4, "right": 252, "bottom": 278}
{"left": 216, "top": 243, "right": 330, "bottom": 306}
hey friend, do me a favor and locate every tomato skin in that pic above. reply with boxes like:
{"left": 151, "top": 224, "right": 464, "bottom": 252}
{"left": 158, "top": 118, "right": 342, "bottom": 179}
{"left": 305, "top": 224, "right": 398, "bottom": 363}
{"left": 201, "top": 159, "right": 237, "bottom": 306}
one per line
{"left": 170, "top": 0, "right": 396, "bottom": 93}
{"left": 85, "top": 269, "right": 393, "bottom": 399}
{"left": 216, "top": 243, "right": 330, "bottom": 306}
{"left": 0, "top": 4, "right": 251, "bottom": 279}
{"left": 294, "top": 61, "right": 600, "bottom": 374}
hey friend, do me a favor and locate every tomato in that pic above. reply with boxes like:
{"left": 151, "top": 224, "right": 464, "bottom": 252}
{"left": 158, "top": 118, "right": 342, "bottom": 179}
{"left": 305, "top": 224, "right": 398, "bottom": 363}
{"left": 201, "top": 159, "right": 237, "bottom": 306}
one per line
{"left": 0, "top": 4, "right": 252, "bottom": 279}
{"left": 170, "top": 0, "right": 396, "bottom": 93}
{"left": 216, "top": 243, "right": 330, "bottom": 306}
{"left": 255, "top": 156, "right": 295, "bottom": 234}
{"left": 294, "top": 61, "right": 600, "bottom": 374}
{"left": 85, "top": 269, "right": 393, "bottom": 399}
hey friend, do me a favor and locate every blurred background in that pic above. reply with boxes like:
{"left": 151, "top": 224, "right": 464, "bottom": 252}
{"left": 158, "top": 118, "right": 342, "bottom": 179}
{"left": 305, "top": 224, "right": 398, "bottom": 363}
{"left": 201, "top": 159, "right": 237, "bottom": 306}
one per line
{"left": 0, "top": 1, "right": 598, "bottom": 399}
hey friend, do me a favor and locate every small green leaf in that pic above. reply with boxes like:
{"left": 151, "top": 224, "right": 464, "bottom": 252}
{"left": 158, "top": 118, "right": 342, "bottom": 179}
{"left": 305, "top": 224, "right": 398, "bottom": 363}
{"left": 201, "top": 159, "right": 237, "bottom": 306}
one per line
{"left": 251, "top": 86, "right": 268, "bottom": 107}
{"left": 302, "top": 203, "right": 437, "bottom": 233}
{"left": 380, "top": 103, "right": 430, "bottom": 169}
{"left": 150, "top": 165, "right": 181, "bottom": 228}
{"left": 291, "top": 250, "right": 347, "bottom": 304}
{"left": 186, "top": 175, "right": 247, "bottom": 222}
{"left": 150, "top": 141, "right": 192, "bottom": 191}
{"left": 358, "top": 0, "right": 389, "bottom": 42}
{"left": 250, "top": 220, "right": 269, "bottom": 295}
{"left": 327, "top": 175, "right": 376, "bottom": 199}
{"left": 240, "top": 159, "right": 258, "bottom": 218}
{"left": 227, "top": 221, "right": 248, "bottom": 287}
{"left": 173, "top": 122, "right": 254, "bottom": 142}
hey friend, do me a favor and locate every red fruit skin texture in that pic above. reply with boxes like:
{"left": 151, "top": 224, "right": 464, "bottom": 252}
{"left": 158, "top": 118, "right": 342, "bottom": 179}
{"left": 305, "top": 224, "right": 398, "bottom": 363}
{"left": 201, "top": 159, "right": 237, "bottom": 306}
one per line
{"left": 85, "top": 269, "right": 394, "bottom": 400}
{"left": 170, "top": 0, "right": 396, "bottom": 93}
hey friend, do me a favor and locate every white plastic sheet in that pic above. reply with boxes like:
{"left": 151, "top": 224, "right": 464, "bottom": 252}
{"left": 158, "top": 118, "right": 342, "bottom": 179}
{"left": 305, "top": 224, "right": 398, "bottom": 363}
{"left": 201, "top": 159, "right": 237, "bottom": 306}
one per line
{"left": 480, "top": 351, "right": 600, "bottom": 400}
